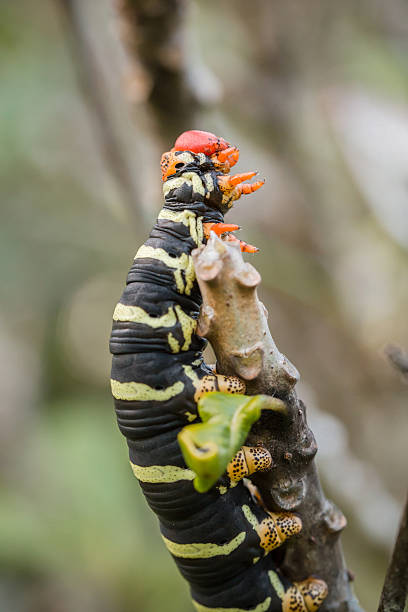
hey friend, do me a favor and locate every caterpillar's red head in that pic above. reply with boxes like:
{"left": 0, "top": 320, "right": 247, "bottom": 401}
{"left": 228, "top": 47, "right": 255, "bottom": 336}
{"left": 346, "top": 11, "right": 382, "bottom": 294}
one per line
{"left": 173, "top": 130, "right": 230, "bottom": 157}
{"left": 161, "top": 130, "right": 239, "bottom": 181}
{"left": 161, "top": 130, "right": 264, "bottom": 253}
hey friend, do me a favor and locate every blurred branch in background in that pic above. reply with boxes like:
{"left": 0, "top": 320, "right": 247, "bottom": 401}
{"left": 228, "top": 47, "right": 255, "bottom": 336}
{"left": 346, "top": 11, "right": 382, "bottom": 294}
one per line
{"left": 378, "top": 491, "right": 408, "bottom": 612}
{"left": 377, "top": 347, "right": 408, "bottom": 610}
{"left": 304, "top": 384, "right": 402, "bottom": 553}
{"left": 57, "top": 0, "right": 155, "bottom": 230}
{"left": 385, "top": 345, "right": 408, "bottom": 384}
{"left": 115, "top": 0, "right": 221, "bottom": 143}
{"left": 56, "top": 0, "right": 222, "bottom": 227}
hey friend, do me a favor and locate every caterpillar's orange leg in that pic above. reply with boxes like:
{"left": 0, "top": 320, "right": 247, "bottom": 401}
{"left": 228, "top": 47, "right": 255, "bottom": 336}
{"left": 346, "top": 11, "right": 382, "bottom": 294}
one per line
{"left": 217, "top": 172, "right": 265, "bottom": 209}
{"left": 245, "top": 479, "right": 268, "bottom": 511}
{"left": 237, "top": 180, "right": 265, "bottom": 195}
{"left": 210, "top": 146, "right": 240, "bottom": 172}
{"left": 203, "top": 224, "right": 258, "bottom": 253}
{"left": 219, "top": 172, "right": 258, "bottom": 188}
{"left": 225, "top": 233, "right": 259, "bottom": 253}
{"left": 227, "top": 446, "right": 272, "bottom": 483}
{"left": 282, "top": 578, "right": 328, "bottom": 612}
{"left": 217, "top": 146, "right": 239, "bottom": 165}
{"left": 203, "top": 222, "right": 240, "bottom": 239}
{"left": 218, "top": 174, "right": 265, "bottom": 195}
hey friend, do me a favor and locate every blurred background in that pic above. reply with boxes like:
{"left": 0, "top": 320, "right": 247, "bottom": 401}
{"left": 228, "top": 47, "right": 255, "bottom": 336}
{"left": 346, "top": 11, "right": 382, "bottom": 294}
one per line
{"left": 1, "top": 0, "right": 407, "bottom": 610}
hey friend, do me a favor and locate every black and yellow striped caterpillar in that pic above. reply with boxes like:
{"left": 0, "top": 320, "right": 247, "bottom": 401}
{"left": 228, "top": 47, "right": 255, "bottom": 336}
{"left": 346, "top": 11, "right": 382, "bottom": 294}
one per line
{"left": 110, "top": 130, "right": 328, "bottom": 612}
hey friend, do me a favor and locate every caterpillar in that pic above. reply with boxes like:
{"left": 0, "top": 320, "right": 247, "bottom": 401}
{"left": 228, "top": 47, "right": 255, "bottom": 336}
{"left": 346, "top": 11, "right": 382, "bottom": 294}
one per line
{"left": 109, "top": 130, "right": 328, "bottom": 612}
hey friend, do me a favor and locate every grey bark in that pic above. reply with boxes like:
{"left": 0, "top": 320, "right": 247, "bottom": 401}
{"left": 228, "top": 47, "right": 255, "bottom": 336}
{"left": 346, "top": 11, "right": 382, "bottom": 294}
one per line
{"left": 377, "top": 494, "right": 408, "bottom": 612}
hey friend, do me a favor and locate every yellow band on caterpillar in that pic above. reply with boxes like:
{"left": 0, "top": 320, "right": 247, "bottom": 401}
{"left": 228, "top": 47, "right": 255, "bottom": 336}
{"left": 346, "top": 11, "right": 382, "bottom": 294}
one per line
{"left": 134, "top": 245, "right": 195, "bottom": 295}
{"left": 113, "top": 302, "right": 196, "bottom": 352}
{"left": 130, "top": 462, "right": 195, "bottom": 483}
{"left": 158, "top": 208, "right": 204, "bottom": 246}
{"left": 167, "top": 332, "right": 180, "bottom": 353}
{"left": 242, "top": 504, "right": 259, "bottom": 531}
{"left": 175, "top": 305, "right": 197, "bottom": 349}
{"left": 268, "top": 570, "right": 285, "bottom": 600}
{"left": 162, "top": 171, "right": 205, "bottom": 198}
{"left": 110, "top": 379, "right": 184, "bottom": 402}
{"left": 162, "top": 531, "right": 246, "bottom": 559}
{"left": 113, "top": 303, "right": 177, "bottom": 328}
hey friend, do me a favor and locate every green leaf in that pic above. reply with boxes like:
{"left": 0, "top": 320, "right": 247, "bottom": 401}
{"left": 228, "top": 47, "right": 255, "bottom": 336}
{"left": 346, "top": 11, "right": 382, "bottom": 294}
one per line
{"left": 178, "top": 392, "right": 286, "bottom": 492}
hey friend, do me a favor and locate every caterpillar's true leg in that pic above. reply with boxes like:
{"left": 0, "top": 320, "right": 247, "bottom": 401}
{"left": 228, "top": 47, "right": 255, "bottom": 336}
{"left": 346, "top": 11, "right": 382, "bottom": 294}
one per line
{"left": 217, "top": 172, "right": 265, "bottom": 207}
{"left": 237, "top": 180, "right": 265, "bottom": 195}
{"left": 282, "top": 577, "right": 329, "bottom": 612}
{"left": 224, "top": 233, "right": 259, "bottom": 253}
{"left": 213, "top": 146, "right": 240, "bottom": 166}
{"left": 221, "top": 171, "right": 258, "bottom": 186}
{"left": 203, "top": 223, "right": 259, "bottom": 252}
{"left": 203, "top": 222, "right": 240, "bottom": 239}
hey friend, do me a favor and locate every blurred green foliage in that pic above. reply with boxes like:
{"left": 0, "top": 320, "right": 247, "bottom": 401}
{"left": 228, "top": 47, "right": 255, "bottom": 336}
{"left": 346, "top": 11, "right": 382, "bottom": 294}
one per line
{"left": 0, "top": 396, "right": 192, "bottom": 612}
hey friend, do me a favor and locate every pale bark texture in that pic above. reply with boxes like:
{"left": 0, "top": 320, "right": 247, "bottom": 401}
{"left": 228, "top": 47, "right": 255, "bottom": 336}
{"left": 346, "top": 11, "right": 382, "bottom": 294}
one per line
{"left": 193, "top": 234, "right": 363, "bottom": 612}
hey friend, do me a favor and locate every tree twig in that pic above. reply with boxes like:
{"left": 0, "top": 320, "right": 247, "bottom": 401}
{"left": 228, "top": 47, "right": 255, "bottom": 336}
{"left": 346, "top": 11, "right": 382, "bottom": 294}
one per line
{"left": 378, "top": 345, "right": 408, "bottom": 611}
{"left": 57, "top": 0, "right": 150, "bottom": 229}
{"left": 193, "top": 234, "right": 363, "bottom": 611}
{"left": 115, "top": 0, "right": 200, "bottom": 143}
{"left": 385, "top": 345, "right": 408, "bottom": 384}
{"left": 378, "top": 494, "right": 408, "bottom": 612}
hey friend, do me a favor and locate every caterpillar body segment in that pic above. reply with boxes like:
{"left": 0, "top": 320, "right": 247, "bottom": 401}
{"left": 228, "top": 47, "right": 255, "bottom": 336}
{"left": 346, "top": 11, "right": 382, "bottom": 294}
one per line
{"left": 110, "top": 132, "right": 327, "bottom": 611}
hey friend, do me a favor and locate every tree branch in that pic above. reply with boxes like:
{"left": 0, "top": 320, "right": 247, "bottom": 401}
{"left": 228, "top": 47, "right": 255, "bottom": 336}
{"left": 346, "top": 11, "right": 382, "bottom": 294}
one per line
{"left": 193, "top": 234, "right": 363, "bottom": 611}
{"left": 385, "top": 345, "right": 408, "bottom": 384}
{"left": 377, "top": 494, "right": 408, "bottom": 612}
{"left": 58, "top": 0, "right": 151, "bottom": 229}
{"left": 377, "top": 345, "right": 408, "bottom": 612}
{"left": 115, "top": 0, "right": 206, "bottom": 142}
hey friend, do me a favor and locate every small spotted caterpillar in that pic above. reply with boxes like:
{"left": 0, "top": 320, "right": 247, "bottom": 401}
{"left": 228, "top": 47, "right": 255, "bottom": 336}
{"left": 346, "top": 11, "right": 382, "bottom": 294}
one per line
{"left": 110, "top": 130, "right": 327, "bottom": 611}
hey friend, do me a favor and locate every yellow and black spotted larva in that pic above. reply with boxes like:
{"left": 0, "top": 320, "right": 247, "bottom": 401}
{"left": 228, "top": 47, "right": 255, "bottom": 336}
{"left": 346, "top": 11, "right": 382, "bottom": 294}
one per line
{"left": 110, "top": 130, "right": 328, "bottom": 612}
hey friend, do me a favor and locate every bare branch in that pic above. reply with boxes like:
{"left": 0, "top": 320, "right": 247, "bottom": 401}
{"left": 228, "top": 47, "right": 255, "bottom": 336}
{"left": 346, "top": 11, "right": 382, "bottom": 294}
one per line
{"left": 378, "top": 494, "right": 408, "bottom": 612}
{"left": 115, "top": 0, "right": 202, "bottom": 142}
{"left": 385, "top": 345, "right": 408, "bottom": 383}
{"left": 193, "top": 234, "right": 363, "bottom": 611}
{"left": 57, "top": 0, "right": 150, "bottom": 229}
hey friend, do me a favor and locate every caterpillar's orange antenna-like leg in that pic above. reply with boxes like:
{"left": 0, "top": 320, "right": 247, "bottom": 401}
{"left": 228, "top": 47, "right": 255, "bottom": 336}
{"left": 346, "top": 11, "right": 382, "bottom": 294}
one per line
{"left": 218, "top": 172, "right": 257, "bottom": 190}
{"left": 225, "top": 234, "right": 259, "bottom": 253}
{"left": 240, "top": 242, "right": 259, "bottom": 253}
{"left": 227, "top": 172, "right": 258, "bottom": 186}
{"left": 237, "top": 179, "right": 265, "bottom": 195}
{"left": 217, "top": 173, "right": 265, "bottom": 207}
{"left": 203, "top": 222, "right": 240, "bottom": 239}
{"left": 216, "top": 146, "right": 240, "bottom": 165}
